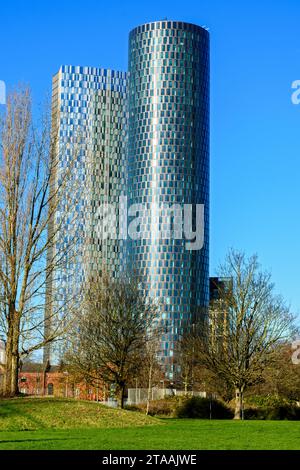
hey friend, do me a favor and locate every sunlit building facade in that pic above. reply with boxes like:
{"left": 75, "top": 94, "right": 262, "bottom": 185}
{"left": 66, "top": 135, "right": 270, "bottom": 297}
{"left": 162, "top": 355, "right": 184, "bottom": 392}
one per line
{"left": 128, "top": 21, "right": 210, "bottom": 378}
{"left": 45, "top": 21, "right": 210, "bottom": 377}
{"left": 44, "top": 66, "right": 127, "bottom": 362}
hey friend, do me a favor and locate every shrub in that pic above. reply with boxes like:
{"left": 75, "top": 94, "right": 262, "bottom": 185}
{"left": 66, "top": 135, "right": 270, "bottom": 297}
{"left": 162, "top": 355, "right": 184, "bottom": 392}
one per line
{"left": 125, "top": 397, "right": 180, "bottom": 416}
{"left": 244, "top": 395, "right": 296, "bottom": 408}
{"left": 175, "top": 396, "right": 233, "bottom": 419}
{"left": 245, "top": 405, "right": 300, "bottom": 421}
{"left": 126, "top": 394, "right": 300, "bottom": 420}
{"left": 243, "top": 407, "right": 268, "bottom": 420}
{"left": 242, "top": 395, "right": 300, "bottom": 420}
{"left": 124, "top": 404, "right": 141, "bottom": 412}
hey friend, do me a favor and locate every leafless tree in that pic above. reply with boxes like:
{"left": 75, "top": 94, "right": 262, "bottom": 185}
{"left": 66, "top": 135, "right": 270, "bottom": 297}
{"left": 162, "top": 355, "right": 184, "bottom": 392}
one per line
{"left": 0, "top": 87, "right": 81, "bottom": 396}
{"left": 65, "top": 272, "right": 159, "bottom": 408}
{"left": 175, "top": 327, "right": 199, "bottom": 394}
{"left": 201, "top": 250, "right": 296, "bottom": 419}
{"left": 143, "top": 332, "right": 162, "bottom": 415}
{"left": 249, "top": 342, "right": 300, "bottom": 401}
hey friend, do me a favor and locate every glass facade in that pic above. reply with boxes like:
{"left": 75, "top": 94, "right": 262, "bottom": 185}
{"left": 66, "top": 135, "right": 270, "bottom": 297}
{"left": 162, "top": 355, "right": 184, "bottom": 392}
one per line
{"left": 44, "top": 66, "right": 127, "bottom": 362}
{"left": 128, "top": 21, "right": 210, "bottom": 378}
{"left": 45, "top": 22, "right": 210, "bottom": 376}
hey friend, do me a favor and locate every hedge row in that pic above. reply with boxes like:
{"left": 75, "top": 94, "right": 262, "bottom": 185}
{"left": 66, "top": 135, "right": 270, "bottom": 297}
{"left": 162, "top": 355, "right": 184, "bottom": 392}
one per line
{"left": 127, "top": 396, "right": 300, "bottom": 420}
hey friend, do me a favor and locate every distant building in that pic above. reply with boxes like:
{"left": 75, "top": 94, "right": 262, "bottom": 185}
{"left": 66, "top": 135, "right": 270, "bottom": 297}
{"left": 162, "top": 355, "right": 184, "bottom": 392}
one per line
{"left": 209, "top": 277, "right": 232, "bottom": 348}
{"left": 45, "top": 66, "right": 128, "bottom": 362}
{"left": 209, "top": 277, "right": 232, "bottom": 302}
{"left": 17, "top": 361, "right": 104, "bottom": 400}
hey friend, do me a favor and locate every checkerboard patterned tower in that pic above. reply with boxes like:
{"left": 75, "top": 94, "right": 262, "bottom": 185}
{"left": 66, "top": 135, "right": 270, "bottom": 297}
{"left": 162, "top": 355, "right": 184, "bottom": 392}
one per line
{"left": 128, "top": 21, "right": 210, "bottom": 378}
{"left": 44, "top": 66, "right": 127, "bottom": 362}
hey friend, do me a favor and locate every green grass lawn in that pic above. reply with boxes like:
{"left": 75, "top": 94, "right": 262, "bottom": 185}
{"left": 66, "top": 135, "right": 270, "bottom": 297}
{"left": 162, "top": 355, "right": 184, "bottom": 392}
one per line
{"left": 0, "top": 398, "right": 300, "bottom": 450}
{"left": 0, "top": 397, "right": 158, "bottom": 431}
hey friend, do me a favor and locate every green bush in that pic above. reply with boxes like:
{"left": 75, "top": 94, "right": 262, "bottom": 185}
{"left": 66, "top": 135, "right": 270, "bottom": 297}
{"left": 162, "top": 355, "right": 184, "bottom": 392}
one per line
{"left": 125, "top": 397, "right": 180, "bottom": 416}
{"left": 127, "top": 394, "right": 300, "bottom": 420}
{"left": 124, "top": 404, "right": 141, "bottom": 413}
{"left": 244, "top": 395, "right": 296, "bottom": 408}
{"left": 175, "top": 396, "right": 234, "bottom": 419}
{"left": 242, "top": 395, "right": 300, "bottom": 420}
{"left": 244, "top": 405, "right": 300, "bottom": 420}
{"left": 243, "top": 407, "right": 268, "bottom": 420}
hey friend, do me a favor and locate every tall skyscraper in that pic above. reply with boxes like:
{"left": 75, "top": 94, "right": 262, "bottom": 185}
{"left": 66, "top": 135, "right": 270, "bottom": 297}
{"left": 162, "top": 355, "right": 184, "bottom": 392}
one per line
{"left": 45, "top": 21, "right": 210, "bottom": 378}
{"left": 128, "top": 21, "right": 210, "bottom": 378}
{"left": 44, "top": 66, "right": 127, "bottom": 362}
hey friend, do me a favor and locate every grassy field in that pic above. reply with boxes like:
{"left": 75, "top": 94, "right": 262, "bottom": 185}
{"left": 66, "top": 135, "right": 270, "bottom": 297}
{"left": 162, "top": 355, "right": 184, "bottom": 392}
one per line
{"left": 0, "top": 398, "right": 300, "bottom": 450}
{"left": 0, "top": 397, "right": 158, "bottom": 431}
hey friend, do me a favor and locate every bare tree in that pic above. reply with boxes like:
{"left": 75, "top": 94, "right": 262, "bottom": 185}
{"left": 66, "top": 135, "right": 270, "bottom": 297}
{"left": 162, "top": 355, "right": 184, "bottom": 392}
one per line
{"left": 0, "top": 87, "right": 80, "bottom": 396}
{"left": 65, "top": 272, "right": 159, "bottom": 408}
{"left": 176, "top": 328, "right": 198, "bottom": 394}
{"left": 201, "top": 250, "right": 296, "bottom": 419}
{"left": 143, "top": 332, "right": 162, "bottom": 415}
{"left": 250, "top": 342, "right": 300, "bottom": 401}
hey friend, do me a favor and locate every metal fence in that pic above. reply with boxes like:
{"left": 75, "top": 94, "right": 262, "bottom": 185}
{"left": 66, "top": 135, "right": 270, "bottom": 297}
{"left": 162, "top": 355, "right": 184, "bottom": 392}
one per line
{"left": 127, "top": 388, "right": 207, "bottom": 405}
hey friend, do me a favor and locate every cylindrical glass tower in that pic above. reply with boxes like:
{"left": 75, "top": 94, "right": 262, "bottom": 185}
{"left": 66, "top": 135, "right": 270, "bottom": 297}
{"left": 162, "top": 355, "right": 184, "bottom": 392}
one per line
{"left": 128, "top": 21, "right": 209, "bottom": 379}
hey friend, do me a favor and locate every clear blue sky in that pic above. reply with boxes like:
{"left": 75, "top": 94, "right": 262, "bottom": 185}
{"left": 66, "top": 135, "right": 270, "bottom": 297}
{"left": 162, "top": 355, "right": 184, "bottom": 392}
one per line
{"left": 1, "top": 0, "right": 300, "bottom": 315}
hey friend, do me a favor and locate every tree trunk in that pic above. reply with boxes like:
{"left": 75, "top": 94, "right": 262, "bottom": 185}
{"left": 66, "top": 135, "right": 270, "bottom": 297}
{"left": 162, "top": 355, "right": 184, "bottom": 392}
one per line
{"left": 118, "top": 384, "right": 125, "bottom": 409}
{"left": 10, "top": 352, "right": 19, "bottom": 396}
{"left": 4, "top": 305, "right": 20, "bottom": 397}
{"left": 3, "top": 346, "right": 12, "bottom": 397}
{"left": 146, "top": 363, "right": 153, "bottom": 415}
{"left": 12, "top": 318, "right": 20, "bottom": 396}
{"left": 234, "top": 388, "right": 243, "bottom": 420}
{"left": 184, "top": 375, "right": 188, "bottom": 395}
{"left": 4, "top": 348, "right": 19, "bottom": 397}
{"left": 4, "top": 323, "right": 16, "bottom": 397}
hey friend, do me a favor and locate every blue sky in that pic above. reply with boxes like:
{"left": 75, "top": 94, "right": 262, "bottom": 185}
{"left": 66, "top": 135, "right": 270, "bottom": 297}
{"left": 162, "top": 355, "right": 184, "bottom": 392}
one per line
{"left": 0, "top": 0, "right": 300, "bottom": 314}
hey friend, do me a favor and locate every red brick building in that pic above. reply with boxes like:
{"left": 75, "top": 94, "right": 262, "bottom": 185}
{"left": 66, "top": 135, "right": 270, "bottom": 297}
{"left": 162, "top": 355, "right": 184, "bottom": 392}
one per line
{"left": 0, "top": 359, "right": 105, "bottom": 401}
{"left": 19, "top": 361, "right": 105, "bottom": 400}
